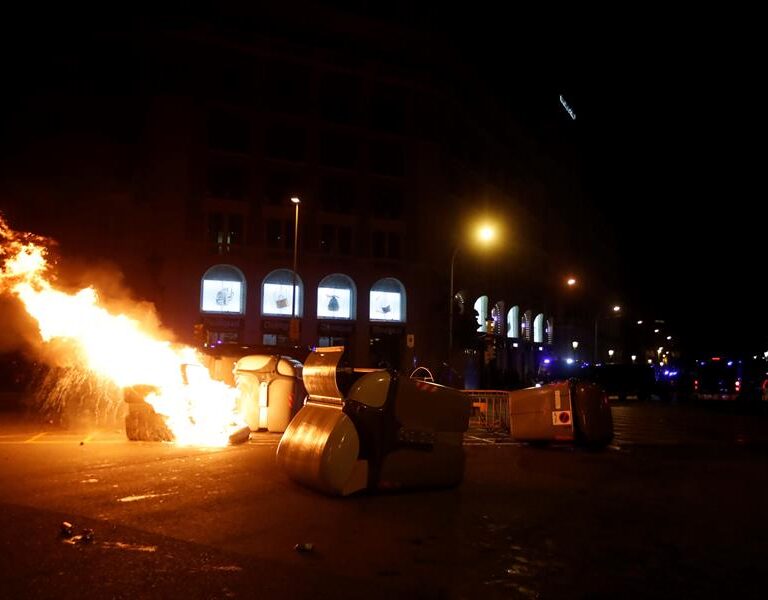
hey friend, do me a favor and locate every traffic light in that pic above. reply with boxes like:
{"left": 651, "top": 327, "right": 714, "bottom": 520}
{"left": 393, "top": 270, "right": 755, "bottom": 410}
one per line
{"left": 193, "top": 322, "right": 206, "bottom": 344}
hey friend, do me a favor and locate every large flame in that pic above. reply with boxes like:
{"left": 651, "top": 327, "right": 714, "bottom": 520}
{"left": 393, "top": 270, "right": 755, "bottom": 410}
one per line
{"left": 0, "top": 216, "right": 245, "bottom": 446}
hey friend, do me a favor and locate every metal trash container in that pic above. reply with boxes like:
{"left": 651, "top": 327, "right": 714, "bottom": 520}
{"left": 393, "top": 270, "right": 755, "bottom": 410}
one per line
{"left": 508, "top": 380, "right": 613, "bottom": 447}
{"left": 234, "top": 355, "right": 305, "bottom": 433}
{"left": 277, "top": 346, "right": 472, "bottom": 496}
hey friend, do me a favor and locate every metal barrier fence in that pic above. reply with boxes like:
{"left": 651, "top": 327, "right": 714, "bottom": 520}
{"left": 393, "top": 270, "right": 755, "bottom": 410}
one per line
{"left": 462, "top": 390, "right": 511, "bottom": 432}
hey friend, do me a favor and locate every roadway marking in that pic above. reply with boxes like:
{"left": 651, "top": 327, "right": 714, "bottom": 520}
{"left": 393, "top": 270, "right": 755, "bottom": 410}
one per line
{"left": 464, "top": 434, "right": 495, "bottom": 444}
{"left": 24, "top": 432, "right": 47, "bottom": 443}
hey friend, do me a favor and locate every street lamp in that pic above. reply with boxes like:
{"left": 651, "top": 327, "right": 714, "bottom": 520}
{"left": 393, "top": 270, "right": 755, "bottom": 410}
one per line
{"left": 594, "top": 304, "right": 621, "bottom": 362}
{"left": 566, "top": 277, "right": 577, "bottom": 286}
{"left": 290, "top": 197, "right": 301, "bottom": 342}
{"left": 448, "top": 222, "right": 497, "bottom": 355}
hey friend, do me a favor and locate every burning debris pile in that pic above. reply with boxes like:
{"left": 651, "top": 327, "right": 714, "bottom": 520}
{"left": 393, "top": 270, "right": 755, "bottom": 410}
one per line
{"left": 0, "top": 215, "right": 248, "bottom": 446}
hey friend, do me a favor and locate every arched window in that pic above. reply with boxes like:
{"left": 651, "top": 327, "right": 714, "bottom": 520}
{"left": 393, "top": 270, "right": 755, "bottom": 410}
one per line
{"left": 522, "top": 310, "right": 533, "bottom": 342}
{"left": 507, "top": 305, "right": 520, "bottom": 338}
{"left": 491, "top": 301, "right": 505, "bottom": 336}
{"left": 546, "top": 318, "right": 554, "bottom": 345}
{"left": 317, "top": 273, "right": 356, "bottom": 320}
{"left": 474, "top": 295, "right": 489, "bottom": 333}
{"left": 262, "top": 269, "right": 304, "bottom": 317}
{"left": 534, "top": 313, "right": 545, "bottom": 344}
{"left": 370, "top": 277, "right": 406, "bottom": 322}
{"left": 200, "top": 264, "right": 246, "bottom": 314}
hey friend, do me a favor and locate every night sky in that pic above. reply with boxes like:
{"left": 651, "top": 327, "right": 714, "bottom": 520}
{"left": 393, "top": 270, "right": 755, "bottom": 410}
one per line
{"left": 425, "top": 6, "right": 766, "bottom": 356}
{"left": 2, "top": 4, "right": 764, "bottom": 355}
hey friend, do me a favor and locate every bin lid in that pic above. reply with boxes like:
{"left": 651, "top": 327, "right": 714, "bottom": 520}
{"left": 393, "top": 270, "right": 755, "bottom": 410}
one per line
{"left": 303, "top": 346, "right": 345, "bottom": 405}
{"left": 235, "top": 354, "right": 278, "bottom": 373}
{"left": 235, "top": 354, "right": 302, "bottom": 378}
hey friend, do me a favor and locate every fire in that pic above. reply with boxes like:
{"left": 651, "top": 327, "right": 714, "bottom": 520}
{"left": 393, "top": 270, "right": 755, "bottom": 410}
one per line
{"left": 0, "top": 216, "right": 246, "bottom": 446}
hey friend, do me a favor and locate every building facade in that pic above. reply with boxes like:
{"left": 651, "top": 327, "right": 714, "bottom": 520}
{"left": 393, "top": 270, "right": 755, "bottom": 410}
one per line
{"left": 0, "top": 9, "right": 618, "bottom": 385}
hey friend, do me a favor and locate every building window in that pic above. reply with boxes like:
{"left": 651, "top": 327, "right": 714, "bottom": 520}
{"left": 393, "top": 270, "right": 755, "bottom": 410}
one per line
{"left": 319, "top": 224, "right": 353, "bottom": 255}
{"left": 264, "top": 124, "right": 307, "bottom": 162}
{"left": 207, "top": 109, "right": 250, "bottom": 153}
{"left": 370, "top": 230, "right": 402, "bottom": 260}
{"left": 200, "top": 264, "right": 246, "bottom": 314}
{"left": 370, "top": 85, "right": 406, "bottom": 133}
{"left": 369, "top": 140, "right": 405, "bottom": 177}
{"left": 264, "top": 62, "right": 311, "bottom": 113}
{"left": 265, "top": 218, "right": 294, "bottom": 250}
{"left": 507, "top": 305, "right": 520, "bottom": 339}
{"left": 317, "top": 273, "right": 356, "bottom": 320}
{"left": 370, "top": 185, "right": 404, "bottom": 220}
{"left": 318, "top": 72, "right": 360, "bottom": 124}
{"left": 474, "top": 296, "right": 489, "bottom": 333}
{"left": 207, "top": 212, "right": 244, "bottom": 253}
{"left": 522, "top": 310, "right": 533, "bottom": 342}
{"left": 534, "top": 313, "right": 545, "bottom": 344}
{"left": 262, "top": 269, "right": 303, "bottom": 317}
{"left": 207, "top": 164, "right": 248, "bottom": 200}
{"left": 337, "top": 226, "right": 352, "bottom": 255}
{"left": 319, "top": 177, "right": 356, "bottom": 214}
{"left": 370, "top": 277, "right": 406, "bottom": 322}
{"left": 318, "top": 131, "right": 359, "bottom": 169}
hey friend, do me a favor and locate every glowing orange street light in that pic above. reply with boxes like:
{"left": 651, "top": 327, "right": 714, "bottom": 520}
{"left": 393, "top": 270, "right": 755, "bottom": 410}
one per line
{"left": 449, "top": 221, "right": 499, "bottom": 354}
{"left": 566, "top": 277, "right": 577, "bottom": 286}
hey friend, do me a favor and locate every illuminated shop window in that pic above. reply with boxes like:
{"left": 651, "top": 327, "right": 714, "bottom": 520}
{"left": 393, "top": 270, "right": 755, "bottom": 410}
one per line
{"left": 370, "top": 277, "right": 406, "bottom": 322}
{"left": 200, "top": 265, "right": 246, "bottom": 314}
{"left": 317, "top": 274, "right": 356, "bottom": 320}
{"left": 522, "top": 310, "right": 533, "bottom": 342}
{"left": 262, "top": 269, "right": 303, "bottom": 317}
{"left": 534, "top": 313, "right": 545, "bottom": 344}
{"left": 507, "top": 305, "right": 520, "bottom": 338}
{"left": 474, "top": 296, "right": 489, "bottom": 333}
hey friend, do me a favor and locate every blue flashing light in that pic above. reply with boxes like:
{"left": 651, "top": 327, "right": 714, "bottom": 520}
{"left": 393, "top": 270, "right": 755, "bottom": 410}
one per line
{"left": 543, "top": 358, "right": 552, "bottom": 365}
{"left": 566, "top": 358, "right": 574, "bottom": 365}
{"left": 727, "top": 361, "right": 734, "bottom": 367}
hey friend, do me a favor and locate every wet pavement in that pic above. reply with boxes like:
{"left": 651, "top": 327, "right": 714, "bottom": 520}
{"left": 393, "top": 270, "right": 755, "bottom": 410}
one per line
{"left": 0, "top": 400, "right": 767, "bottom": 598}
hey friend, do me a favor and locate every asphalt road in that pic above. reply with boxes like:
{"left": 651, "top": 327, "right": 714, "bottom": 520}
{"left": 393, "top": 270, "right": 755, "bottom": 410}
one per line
{"left": 1, "top": 400, "right": 767, "bottom": 599}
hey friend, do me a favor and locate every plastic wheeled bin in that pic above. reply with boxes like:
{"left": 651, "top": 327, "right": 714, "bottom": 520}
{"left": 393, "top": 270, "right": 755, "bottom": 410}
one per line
{"left": 276, "top": 346, "right": 472, "bottom": 496}
{"left": 509, "top": 380, "right": 613, "bottom": 447}
{"left": 234, "top": 355, "right": 305, "bottom": 433}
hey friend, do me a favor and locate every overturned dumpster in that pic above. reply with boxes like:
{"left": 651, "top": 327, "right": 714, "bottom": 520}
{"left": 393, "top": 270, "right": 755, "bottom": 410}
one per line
{"left": 277, "top": 346, "right": 472, "bottom": 496}
{"left": 507, "top": 380, "right": 613, "bottom": 447}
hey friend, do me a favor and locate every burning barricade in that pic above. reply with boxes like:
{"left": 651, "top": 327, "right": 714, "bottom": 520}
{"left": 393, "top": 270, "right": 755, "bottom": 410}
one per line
{"left": 1, "top": 215, "right": 249, "bottom": 447}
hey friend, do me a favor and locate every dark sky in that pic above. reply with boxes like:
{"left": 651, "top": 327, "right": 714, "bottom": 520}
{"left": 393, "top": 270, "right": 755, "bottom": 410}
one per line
{"left": 2, "top": 4, "right": 764, "bottom": 355}
{"left": 347, "top": 3, "right": 765, "bottom": 354}
{"left": 432, "top": 7, "right": 766, "bottom": 355}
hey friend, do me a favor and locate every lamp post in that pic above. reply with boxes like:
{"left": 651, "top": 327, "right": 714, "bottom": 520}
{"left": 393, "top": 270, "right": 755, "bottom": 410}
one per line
{"left": 290, "top": 197, "right": 301, "bottom": 342}
{"left": 594, "top": 304, "right": 621, "bottom": 362}
{"left": 448, "top": 223, "right": 497, "bottom": 355}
